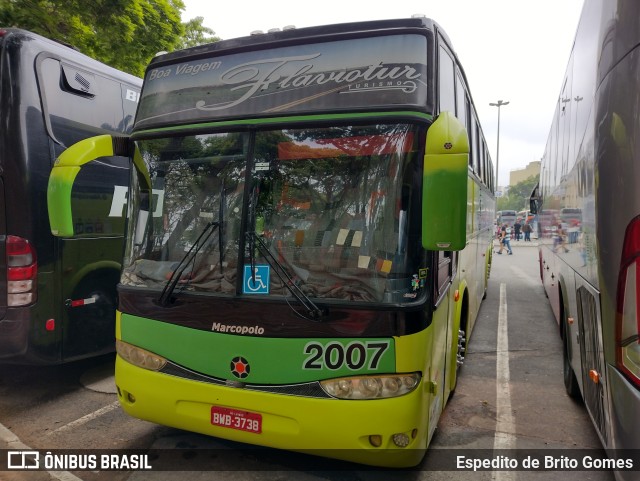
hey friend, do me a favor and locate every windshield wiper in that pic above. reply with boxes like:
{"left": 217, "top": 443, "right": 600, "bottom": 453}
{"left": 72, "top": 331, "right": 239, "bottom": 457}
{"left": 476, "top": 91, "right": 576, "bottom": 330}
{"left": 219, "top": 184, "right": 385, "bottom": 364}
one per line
{"left": 246, "top": 231, "right": 327, "bottom": 321}
{"left": 245, "top": 181, "right": 326, "bottom": 320}
{"left": 158, "top": 221, "right": 220, "bottom": 306}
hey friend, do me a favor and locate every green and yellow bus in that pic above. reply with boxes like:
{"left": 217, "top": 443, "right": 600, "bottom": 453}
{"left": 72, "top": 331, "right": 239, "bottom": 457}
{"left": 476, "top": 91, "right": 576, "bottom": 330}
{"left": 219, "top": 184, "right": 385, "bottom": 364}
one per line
{"left": 47, "top": 17, "right": 495, "bottom": 466}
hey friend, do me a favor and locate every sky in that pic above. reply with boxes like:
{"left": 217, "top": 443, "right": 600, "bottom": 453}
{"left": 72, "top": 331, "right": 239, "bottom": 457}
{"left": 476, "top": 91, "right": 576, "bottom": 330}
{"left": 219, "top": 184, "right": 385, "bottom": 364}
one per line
{"left": 182, "top": 0, "right": 585, "bottom": 187}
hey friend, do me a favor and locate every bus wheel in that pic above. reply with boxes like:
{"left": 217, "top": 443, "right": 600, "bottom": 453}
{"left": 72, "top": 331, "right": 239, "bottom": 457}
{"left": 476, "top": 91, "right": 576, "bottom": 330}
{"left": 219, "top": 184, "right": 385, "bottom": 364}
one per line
{"left": 450, "top": 326, "right": 466, "bottom": 397}
{"left": 483, "top": 252, "right": 491, "bottom": 299}
{"left": 482, "top": 271, "right": 489, "bottom": 299}
{"left": 563, "top": 324, "right": 581, "bottom": 400}
{"left": 456, "top": 328, "right": 466, "bottom": 372}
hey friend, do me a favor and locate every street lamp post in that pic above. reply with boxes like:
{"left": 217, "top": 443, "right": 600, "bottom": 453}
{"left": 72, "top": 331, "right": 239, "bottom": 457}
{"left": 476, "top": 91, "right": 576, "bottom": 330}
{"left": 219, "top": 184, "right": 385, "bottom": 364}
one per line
{"left": 490, "top": 99, "right": 509, "bottom": 191}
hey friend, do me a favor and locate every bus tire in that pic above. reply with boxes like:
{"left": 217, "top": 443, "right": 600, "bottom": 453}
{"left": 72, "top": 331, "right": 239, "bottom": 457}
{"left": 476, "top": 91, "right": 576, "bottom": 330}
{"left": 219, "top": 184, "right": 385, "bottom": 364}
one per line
{"left": 483, "top": 262, "right": 489, "bottom": 300}
{"left": 482, "top": 250, "right": 490, "bottom": 300}
{"left": 450, "top": 297, "right": 468, "bottom": 397}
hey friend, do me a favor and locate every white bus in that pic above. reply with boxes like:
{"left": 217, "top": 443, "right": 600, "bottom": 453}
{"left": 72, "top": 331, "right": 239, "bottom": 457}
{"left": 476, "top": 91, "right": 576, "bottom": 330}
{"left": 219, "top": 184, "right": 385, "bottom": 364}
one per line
{"left": 532, "top": 2, "right": 640, "bottom": 477}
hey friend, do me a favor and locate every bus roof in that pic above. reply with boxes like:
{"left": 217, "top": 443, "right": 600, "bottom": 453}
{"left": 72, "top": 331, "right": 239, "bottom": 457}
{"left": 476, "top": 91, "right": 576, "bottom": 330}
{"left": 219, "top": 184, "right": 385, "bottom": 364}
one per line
{"left": 0, "top": 28, "right": 140, "bottom": 85}
{"left": 150, "top": 17, "right": 442, "bottom": 68}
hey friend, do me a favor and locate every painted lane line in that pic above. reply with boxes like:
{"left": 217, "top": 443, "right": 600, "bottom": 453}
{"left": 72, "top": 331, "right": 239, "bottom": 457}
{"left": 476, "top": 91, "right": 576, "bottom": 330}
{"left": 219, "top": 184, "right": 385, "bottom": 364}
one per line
{"left": 492, "top": 283, "right": 517, "bottom": 481}
{"left": 0, "top": 421, "right": 84, "bottom": 481}
{"left": 47, "top": 401, "right": 120, "bottom": 435}
{"left": 0, "top": 422, "right": 22, "bottom": 446}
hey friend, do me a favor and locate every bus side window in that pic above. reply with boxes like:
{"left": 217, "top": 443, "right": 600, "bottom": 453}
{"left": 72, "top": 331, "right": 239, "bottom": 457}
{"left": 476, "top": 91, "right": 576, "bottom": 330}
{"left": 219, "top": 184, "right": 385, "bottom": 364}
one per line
{"left": 455, "top": 71, "right": 468, "bottom": 129}
{"left": 450, "top": 251, "right": 458, "bottom": 278}
{"left": 484, "top": 145, "right": 490, "bottom": 186}
{"left": 37, "top": 57, "right": 135, "bottom": 237}
{"left": 436, "top": 251, "right": 453, "bottom": 301}
{"left": 470, "top": 110, "right": 479, "bottom": 170}
{"left": 477, "top": 139, "right": 485, "bottom": 181}
{"left": 37, "top": 57, "right": 124, "bottom": 148}
{"left": 438, "top": 44, "right": 456, "bottom": 114}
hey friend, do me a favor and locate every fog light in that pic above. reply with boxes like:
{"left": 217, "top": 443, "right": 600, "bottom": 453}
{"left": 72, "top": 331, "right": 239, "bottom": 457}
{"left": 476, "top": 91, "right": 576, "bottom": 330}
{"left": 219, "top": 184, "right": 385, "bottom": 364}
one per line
{"left": 369, "top": 435, "right": 382, "bottom": 447}
{"left": 392, "top": 433, "right": 410, "bottom": 448}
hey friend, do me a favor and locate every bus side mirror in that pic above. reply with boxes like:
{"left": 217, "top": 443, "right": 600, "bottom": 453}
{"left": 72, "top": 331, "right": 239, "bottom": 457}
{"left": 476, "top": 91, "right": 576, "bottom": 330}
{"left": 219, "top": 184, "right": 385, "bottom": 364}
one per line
{"left": 422, "top": 112, "right": 469, "bottom": 251}
{"left": 529, "top": 182, "right": 540, "bottom": 215}
{"left": 47, "top": 135, "right": 144, "bottom": 237}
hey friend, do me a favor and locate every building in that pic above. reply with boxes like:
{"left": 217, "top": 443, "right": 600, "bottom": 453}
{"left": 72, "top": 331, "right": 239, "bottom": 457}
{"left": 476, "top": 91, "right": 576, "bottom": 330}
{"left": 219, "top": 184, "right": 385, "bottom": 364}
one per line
{"left": 510, "top": 160, "right": 540, "bottom": 186}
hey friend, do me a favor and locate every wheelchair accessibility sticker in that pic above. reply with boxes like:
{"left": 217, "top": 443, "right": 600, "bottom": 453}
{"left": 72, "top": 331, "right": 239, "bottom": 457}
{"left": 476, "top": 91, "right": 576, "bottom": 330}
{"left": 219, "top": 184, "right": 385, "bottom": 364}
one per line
{"left": 243, "top": 265, "right": 270, "bottom": 294}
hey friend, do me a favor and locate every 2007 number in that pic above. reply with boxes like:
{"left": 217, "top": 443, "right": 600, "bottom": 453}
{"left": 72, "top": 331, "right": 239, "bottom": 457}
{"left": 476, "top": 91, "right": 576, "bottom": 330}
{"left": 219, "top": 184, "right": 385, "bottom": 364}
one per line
{"left": 302, "top": 341, "right": 390, "bottom": 371}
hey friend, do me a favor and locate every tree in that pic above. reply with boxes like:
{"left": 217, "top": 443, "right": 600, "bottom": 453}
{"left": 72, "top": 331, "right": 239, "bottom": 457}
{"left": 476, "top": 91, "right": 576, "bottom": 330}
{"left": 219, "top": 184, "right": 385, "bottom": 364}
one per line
{"left": 0, "top": 0, "right": 218, "bottom": 77}
{"left": 177, "top": 16, "right": 219, "bottom": 50}
{"left": 496, "top": 175, "right": 538, "bottom": 212}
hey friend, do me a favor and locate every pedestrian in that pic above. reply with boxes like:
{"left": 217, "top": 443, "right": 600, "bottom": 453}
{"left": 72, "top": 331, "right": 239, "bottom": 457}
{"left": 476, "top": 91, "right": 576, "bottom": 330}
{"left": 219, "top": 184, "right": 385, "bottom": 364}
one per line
{"left": 514, "top": 219, "right": 522, "bottom": 241}
{"left": 496, "top": 224, "right": 513, "bottom": 255}
{"left": 496, "top": 224, "right": 505, "bottom": 254}
{"left": 554, "top": 223, "right": 569, "bottom": 253}
{"left": 522, "top": 222, "right": 532, "bottom": 242}
{"left": 567, "top": 219, "right": 580, "bottom": 244}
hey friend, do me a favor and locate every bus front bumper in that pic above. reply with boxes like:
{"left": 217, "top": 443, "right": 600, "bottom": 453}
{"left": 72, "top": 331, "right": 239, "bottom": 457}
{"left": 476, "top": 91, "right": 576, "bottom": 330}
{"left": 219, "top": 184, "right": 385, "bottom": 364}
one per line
{"left": 115, "top": 355, "right": 430, "bottom": 467}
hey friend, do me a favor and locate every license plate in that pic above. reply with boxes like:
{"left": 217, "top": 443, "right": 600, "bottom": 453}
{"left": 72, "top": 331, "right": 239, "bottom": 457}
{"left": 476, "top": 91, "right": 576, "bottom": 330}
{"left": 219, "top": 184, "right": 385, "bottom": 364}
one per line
{"left": 211, "top": 406, "right": 262, "bottom": 434}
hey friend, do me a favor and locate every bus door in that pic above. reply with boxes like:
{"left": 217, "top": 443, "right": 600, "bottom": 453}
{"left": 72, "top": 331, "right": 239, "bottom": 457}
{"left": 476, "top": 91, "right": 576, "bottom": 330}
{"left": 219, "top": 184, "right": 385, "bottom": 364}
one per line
{"left": 428, "top": 250, "right": 454, "bottom": 440}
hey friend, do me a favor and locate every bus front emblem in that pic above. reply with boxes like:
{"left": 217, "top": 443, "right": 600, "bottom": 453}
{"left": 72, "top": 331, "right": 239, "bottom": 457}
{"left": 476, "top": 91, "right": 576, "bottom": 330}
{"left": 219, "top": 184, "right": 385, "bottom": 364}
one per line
{"left": 230, "top": 357, "right": 251, "bottom": 379}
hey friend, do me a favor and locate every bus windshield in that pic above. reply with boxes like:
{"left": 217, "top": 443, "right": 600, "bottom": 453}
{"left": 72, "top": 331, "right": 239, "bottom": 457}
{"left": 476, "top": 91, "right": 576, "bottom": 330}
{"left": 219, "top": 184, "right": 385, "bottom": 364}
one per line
{"left": 123, "top": 123, "right": 425, "bottom": 304}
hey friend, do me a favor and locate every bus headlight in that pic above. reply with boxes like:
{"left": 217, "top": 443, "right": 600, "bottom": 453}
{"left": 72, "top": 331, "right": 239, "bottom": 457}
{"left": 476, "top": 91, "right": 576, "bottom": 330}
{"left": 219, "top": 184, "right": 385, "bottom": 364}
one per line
{"left": 320, "top": 373, "right": 420, "bottom": 399}
{"left": 116, "top": 339, "right": 167, "bottom": 371}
